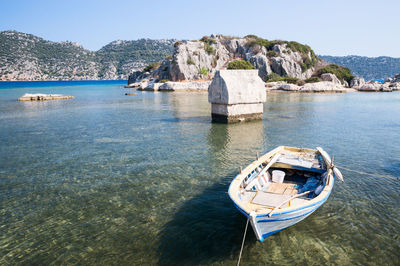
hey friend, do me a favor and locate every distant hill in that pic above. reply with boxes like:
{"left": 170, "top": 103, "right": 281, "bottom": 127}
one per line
{"left": 0, "top": 31, "right": 175, "bottom": 81}
{"left": 2, "top": 30, "right": 400, "bottom": 82}
{"left": 319, "top": 55, "right": 400, "bottom": 81}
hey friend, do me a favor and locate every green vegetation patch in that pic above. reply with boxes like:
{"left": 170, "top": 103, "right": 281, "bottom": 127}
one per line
{"left": 267, "top": 51, "right": 279, "bottom": 58}
{"left": 316, "top": 64, "right": 354, "bottom": 83}
{"left": 143, "top": 62, "right": 161, "bottom": 72}
{"left": 187, "top": 58, "right": 195, "bottom": 65}
{"left": 265, "top": 73, "right": 299, "bottom": 84}
{"left": 227, "top": 60, "right": 256, "bottom": 70}
{"left": 204, "top": 43, "right": 215, "bottom": 55}
{"left": 199, "top": 67, "right": 209, "bottom": 76}
{"left": 305, "top": 77, "right": 321, "bottom": 83}
{"left": 200, "top": 36, "right": 217, "bottom": 45}
{"left": 174, "top": 41, "right": 183, "bottom": 47}
{"left": 244, "top": 34, "right": 259, "bottom": 39}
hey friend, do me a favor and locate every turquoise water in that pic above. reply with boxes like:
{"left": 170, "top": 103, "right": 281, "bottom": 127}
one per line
{"left": 0, "top": 81, "right": 399, "bottom": 265}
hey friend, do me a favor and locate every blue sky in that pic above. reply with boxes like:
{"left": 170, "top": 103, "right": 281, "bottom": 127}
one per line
{"left": 1, "top": 0, "right": 399, "bottom": 57}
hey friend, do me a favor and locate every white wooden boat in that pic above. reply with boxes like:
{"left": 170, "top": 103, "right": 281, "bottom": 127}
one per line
{"left": 228, "top": 146, "right": 343, "bottom": 242}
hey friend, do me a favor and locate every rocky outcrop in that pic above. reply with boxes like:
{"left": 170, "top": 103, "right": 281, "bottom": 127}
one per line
{"left": 350, "top": 77, "right": 365, "bottom": 88}
{"left": 208, "top": 70, "right": 266, "bottom": 122}
{"left": 269, "top": 44, "right": 314, "bottom": 79}
{"left": 137, "top": 80, "right": 211, "bottom": 91}
{"left": 159, "top": 81, "right": 211, "bottom": 91}
{"left": 128, "top": 35, "right": 321, "bottom": 85}
{"left": 127, "top": 71, "right": 143, "bottom": 84}
{"left": 354, "top": 72, "right": 400, "bottom": 92}
{"left": 391, "top": 73, "right": 400, "bottom": 83}
{"left": 321, "top": 73, "right": 341, "bottom": 85}
{"left": 358, "top": 83, "right": 392, "bottom": 92}
{"left": 169, "top": 40, "right": 230, "bottom": 81}
{"left": 268, "top": 81, "right": 348, "bottom": 92}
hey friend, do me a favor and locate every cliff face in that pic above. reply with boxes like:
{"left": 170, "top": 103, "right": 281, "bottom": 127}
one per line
{"left": 0, "top": 31, "right": 175, "bottom": 81}
{"left": 130, "top": 35, "right": 320, "bottom": 83}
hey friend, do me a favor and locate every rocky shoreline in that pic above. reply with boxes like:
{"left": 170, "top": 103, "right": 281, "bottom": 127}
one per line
{"left": 126, "top": 72, "right": 400, "bottom": 94}
{"left": 125, "top": 34, "right": 400, "bottom": 94}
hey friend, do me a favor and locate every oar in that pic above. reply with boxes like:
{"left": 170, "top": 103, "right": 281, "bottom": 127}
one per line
{"left": 316, "top": 147, "right": 344, "bottom": 182}
{"left": 245, "top": 153, "right": 281, "bottom": 189}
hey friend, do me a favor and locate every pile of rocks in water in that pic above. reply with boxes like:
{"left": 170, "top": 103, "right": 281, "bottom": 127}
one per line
{"left": 350, "top": 73, "right": 400, "bottom": 92}
{"left": 266, "top": 73, "right": 349, "bottom": 93}
{"left": 127, "top": 79, "right": 212, "bottom": 91}
{"left": 266, "top": 72, "right": 400, "bottom": 93}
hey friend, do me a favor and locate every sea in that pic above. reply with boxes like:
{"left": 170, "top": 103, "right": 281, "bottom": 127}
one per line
{"left": 0, "top": 80, "right": 399, "bottom": 265}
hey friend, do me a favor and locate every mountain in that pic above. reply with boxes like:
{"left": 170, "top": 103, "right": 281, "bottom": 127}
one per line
{"left": 2, "top": 30, "right": 399, "bottom": 82}
{"left": 0, "top": 30, "right": 175, "bottom": 81}
{"left": 319, "top": 55, "right": 400, "bottom": 81}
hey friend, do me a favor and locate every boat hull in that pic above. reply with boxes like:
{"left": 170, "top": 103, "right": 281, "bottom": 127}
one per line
{"left": 233, "top": 177, "right": 333, "bottom": 242}
{"left": 228, "top": 146, "right": 337, "bottom": 242}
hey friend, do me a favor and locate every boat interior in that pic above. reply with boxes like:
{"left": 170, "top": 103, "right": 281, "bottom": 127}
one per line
{"left": 237, "top": 148, "right": 328, "bottom": 212}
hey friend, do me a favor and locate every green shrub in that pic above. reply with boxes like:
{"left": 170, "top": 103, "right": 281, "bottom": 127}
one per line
{"left": 265, "top": 73, "right": 299, "bottom": 84}
{"left": 187, "top": 58, "right": 195, "bottom": 65}
{"left": 305, "top": 77, "right": 321, "bottom": 83}
{"left": 174, "top": 41, "right": 183, "bottom": 47}
{"left": 266, "top": 72, "right": 283, "bottom": 82}
{"left": 282, "top": 76, "right": 300, "bottom": 84}
{"left": 160, "top": 79, "right": 169, "bottom": 83}
{"left": 267, "top": 51, "right": 279, "bottom": 57}
{"left": 204, "top": 43, "right": 215, "bottom": 55}
{"left": 200, "top": 36, "right": 216, "bottom": 45}
{"left": 143, "top": 62, "right": 161, "bottom": 72}
{"left": 316, "top": 64, "right": 354, "bottom": 83}
{"left": 227, "top": 60, "right": 255, "bottom": 70}
{"left": 211, "top": 57, "right": 217, "bottom": 68}
{"left": 244, "top": 34, "right": 258, "bottom": 39}
{"left": 246, "top": 38, "right": 276, "bottom": 50}
{"left": 286, "top": 41, "right": 312, "bottom": 54}
{"left": 199, "top": 67, "right": 209, "bottom": 76}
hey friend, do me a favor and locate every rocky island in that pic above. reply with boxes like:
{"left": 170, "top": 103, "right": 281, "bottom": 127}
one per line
{"left": 126, "top": 34, "right": 362, "bottom": 93}
{"left": 127, "top": 34, "right": 400, "bottom": 93}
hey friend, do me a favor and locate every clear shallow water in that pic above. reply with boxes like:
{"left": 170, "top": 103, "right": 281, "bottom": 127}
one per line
{"left": 0, "top": 81, "right": 399, "bottom": 265}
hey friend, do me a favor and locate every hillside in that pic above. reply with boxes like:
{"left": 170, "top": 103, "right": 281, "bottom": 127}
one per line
{"left": 0, "top": 31, "right": 175, "bottom": 81}
{"left": 319, "top": 55, "right": 400, "bottom": 81}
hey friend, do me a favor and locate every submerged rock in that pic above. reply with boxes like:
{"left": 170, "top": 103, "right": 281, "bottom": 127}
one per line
{"left": 18, "top": 93, "right": 74, "bottom": 101}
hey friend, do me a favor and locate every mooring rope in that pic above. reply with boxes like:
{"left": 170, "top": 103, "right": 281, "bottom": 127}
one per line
{"left": 237, "top": 217, "right": 250, "bottom": 266}
{"left": 338, "top": 165, "right": 398, "bottom": 181}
